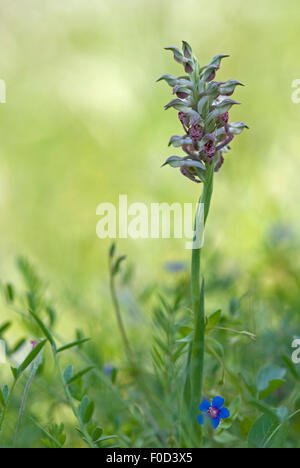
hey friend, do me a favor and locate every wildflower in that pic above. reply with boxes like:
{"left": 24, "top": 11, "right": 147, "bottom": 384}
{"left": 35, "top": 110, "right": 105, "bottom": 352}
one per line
{"left": 103, "top": 364, "right": 114, "bottom": 376}
{"left": 31, "top": 340, "right": 37, "bottom": 349}
{"left": 164, "top": 261, "right": 186, "bottom": 273}
{"left": 197, "top": 396, "right": 230, "bottom": 429}
{"left": 189, "top": 124, "right": 203, "bottom": 141}
{"left": 159, "top": 42, "right": 248, "bottom": 183}
{"left": 203, "top": 140, "right": 216, "bottom": 159}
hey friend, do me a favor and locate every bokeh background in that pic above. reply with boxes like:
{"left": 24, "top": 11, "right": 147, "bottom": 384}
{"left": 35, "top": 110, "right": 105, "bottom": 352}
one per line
{"left": 0, "top": 0, "right": 299, "bottom": 447}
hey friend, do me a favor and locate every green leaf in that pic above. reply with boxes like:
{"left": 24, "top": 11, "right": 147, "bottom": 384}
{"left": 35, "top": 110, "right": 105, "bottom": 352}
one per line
{"left": 0, "top": 321, "right": 12, "bottom": 336}
{"left": 2, "top": 385, "right": 9, "bottom": 403}
{"left": 281, "top": 353, "right": 299, "bottom": 380}
{"left": 11, "top": 367, "right": 18, "bottom": 379}
{"left": 29, "top": 310, "right": 56, "bottom": 349}
{"left": 92, "top": 426, "right": 103, "bottom": 441}
{"left": 0, "top": 388, "right": 5, "bottom": 407}
{"left": 248, "top": 413, "right": 289, "bottom": 448}
{"left": 56, "top": 338, "right": 90, "bottom": 354}
{"left": 68, "top": 366, "right": 94, "bottom": 384}
{"left": 79, "top": 396, "right": 94, "bottom": 424}
{"left": 112, "top": 256, "right": 127, "bottom": 276}
{"left": 63, "top": 365, "right": 73, "bottom": 384}
{"left": 17, "top": 339, "right": 47, "bottom": 377}
{"left": 4, "top": 283, "right": 14, "bottom": 302}
{"left": 95, "top": 435, "right": 118, "bottom": 445}
{"left": 206, "top": 309, "right": 221, "bottom": 332}
{"left": 109, "top": 242, "right": 116, "bottom": 259}
{"left": 256, "top": 365, "right": 286, "bottom": 399}
{"left": 11, "top": 338, "right": 26, "bottom": 354}
{"left": 265, "top": 421, "right": 289, "bottom": 448}
{"left": 248, "top": 413, "right": 278, "bottom": 448}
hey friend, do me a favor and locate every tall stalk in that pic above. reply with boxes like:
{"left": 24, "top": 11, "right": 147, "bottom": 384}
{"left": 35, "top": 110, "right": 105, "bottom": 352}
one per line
{"left": 190, "top": 162, "right": 214, "bottom": 413}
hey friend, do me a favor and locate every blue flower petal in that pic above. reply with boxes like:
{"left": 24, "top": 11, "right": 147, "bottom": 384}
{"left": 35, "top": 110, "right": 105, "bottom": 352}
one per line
{"left": 211, "top": 417, "right": 220, "bottom": 429}
{"left": 199, "top": 399, "right": 211, "bottom": 412}
{"left": 219, "top": 407, "right": 230, "bottom": 420}
{"left": 212, "top": 396, "right": 224, "bottom": 409}
{"left": 197, "top": 414, "right": 204, "bottom": 425}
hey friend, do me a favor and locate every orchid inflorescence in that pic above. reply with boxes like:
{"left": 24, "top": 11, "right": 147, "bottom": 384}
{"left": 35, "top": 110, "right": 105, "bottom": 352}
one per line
{"left": 159, "top": 41, "right": 248, "bottom": 183}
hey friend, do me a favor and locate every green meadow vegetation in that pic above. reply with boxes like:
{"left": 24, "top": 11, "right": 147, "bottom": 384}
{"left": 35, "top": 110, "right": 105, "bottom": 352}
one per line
{"left": 0, "top": 0, "right": 299, "bottom": 448}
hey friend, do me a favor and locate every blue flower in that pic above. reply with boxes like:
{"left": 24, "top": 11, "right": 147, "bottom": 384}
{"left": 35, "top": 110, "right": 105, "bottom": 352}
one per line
{"left": 197, "top": 396, "right": 230, "bottom": 429}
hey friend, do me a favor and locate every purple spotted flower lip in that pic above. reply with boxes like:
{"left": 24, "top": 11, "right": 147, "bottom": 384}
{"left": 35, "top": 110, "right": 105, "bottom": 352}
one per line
{"left": 158, "top": 42, "right": 248, "bottom": 183}
{"left": 198, "top": 396, "right": 230, "bottom": 429}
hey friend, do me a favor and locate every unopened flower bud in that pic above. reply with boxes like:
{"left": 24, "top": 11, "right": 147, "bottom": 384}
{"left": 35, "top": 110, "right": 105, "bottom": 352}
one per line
{"left": 206, "top": 70, "right": 216, "bottom": 82}
{"left": 182, "top": 41, "right": 193, "bottom": 59}
{"left": 184, "top": 61, "right": 194, "bottom": 74}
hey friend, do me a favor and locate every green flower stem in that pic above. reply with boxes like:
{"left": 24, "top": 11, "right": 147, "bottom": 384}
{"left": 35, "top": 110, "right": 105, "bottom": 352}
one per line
{"left": 51, "top": 346, "right": 95, "bottom": 448}
{"left": 0, "top": 379, "right": 17, "bottom": 436}
{"left": 109, "top": 272, "right": 133, "bottom": 363}
{"left": 190, "top": 161, "right": 215, "bottom": 412}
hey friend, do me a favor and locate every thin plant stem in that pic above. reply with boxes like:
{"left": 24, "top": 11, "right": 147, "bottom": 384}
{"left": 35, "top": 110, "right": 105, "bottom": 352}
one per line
{"left": 109, "top": 264, "right": 133, "bottom": 362}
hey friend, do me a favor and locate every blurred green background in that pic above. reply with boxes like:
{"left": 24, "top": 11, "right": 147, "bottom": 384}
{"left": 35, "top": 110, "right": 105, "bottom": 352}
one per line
{"left": 0, "top": 0, "right": 299, "bottom": 388}
{"left": 0, "top": 0, "right": 299, "bottom": 448}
